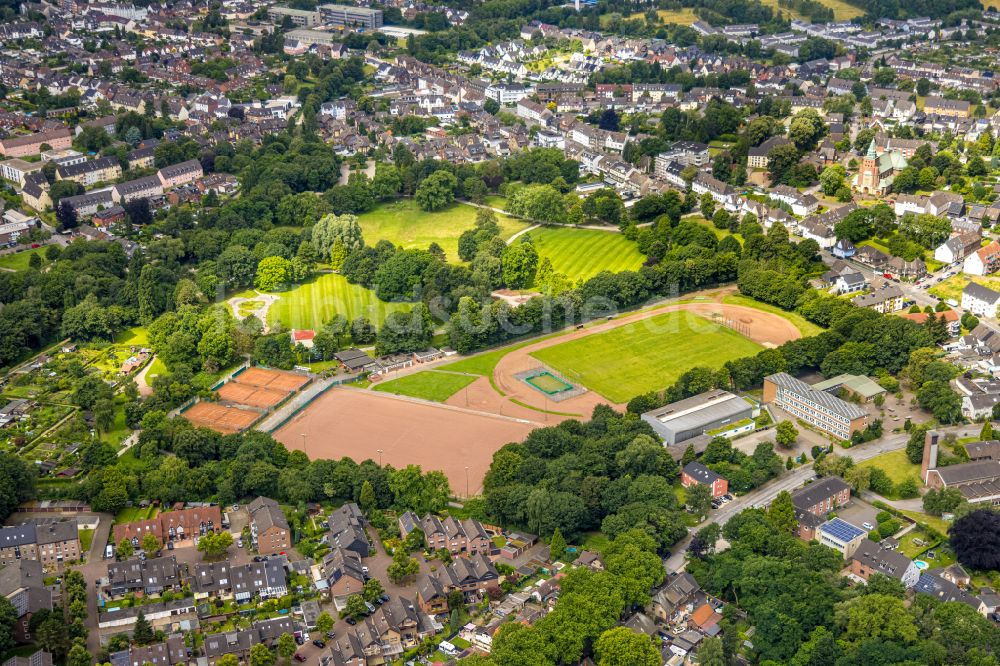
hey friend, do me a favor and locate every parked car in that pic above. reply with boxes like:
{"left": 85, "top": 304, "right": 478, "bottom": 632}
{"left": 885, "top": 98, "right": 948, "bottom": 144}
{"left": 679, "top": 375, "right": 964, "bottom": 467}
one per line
{"left": 293, "top": 654, "right": 306, "bottom": 662}
{"left": 863, "top": 522, "right": 874, "bottom": 530}
{"left": 345, "top": 617, "right": 357, "bottom": 626}
{"left": 312, "top": 640, "right": 326, "bottom": 648}
{"left": 294, "top": 635, "right": 304, "bottom": 645}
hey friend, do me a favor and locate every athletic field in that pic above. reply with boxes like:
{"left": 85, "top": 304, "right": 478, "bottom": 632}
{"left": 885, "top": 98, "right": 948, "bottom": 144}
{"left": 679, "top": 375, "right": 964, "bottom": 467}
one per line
{"left": 268, "top": 273, "right": 412, "bottom": 330}
{"left": 357, "top": 200, "right": 529, "bottom": 262}
{"left": 372, "top": 370, "right": 477, "bottom": 402}
{"left": 528, "top": 227, "right": 645, "bottom": 283}
{"left": 529, "top": 310, "right": 764, "bottom": 403}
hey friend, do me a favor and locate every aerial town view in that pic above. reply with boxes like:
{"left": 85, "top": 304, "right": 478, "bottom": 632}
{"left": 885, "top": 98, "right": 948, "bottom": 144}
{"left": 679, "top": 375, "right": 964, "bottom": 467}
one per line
{"left": 5, "top": 0, "right": 1000, "bottom": 663}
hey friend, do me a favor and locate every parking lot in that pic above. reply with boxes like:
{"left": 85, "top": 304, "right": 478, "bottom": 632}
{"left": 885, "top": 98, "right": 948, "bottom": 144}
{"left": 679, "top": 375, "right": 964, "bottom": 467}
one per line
{"left": 835, "top": 498, "right": 881, "bottom": 533}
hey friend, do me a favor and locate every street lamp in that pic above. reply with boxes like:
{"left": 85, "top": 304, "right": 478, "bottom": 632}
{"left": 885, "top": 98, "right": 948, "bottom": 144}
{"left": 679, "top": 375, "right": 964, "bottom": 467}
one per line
{"left": 300, "top": 433, "right": 307, "bottom": 457}
{"left": 465, "top": 466, "right": 470, "bottom": 498}
{"left": 377, "top": 449, "right": 384, "bottom": 466}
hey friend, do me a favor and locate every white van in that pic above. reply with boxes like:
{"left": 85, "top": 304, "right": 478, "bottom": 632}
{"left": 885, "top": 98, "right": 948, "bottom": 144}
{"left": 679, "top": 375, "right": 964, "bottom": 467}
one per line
{"left": 105, "top": 544, "right": 114, "bottom": 559}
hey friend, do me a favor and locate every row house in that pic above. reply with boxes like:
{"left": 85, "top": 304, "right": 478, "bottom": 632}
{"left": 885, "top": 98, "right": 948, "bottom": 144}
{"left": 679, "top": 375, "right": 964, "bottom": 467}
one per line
{"left": 398, "top": 513, "right": 491, "bottom": 556}
{"left": 327, "top": 597, "right": 438, "bottom": 666}
{"left": 202, "top": 617, "right": 295, "bottom": 666}
{"left": 109, "top": 635, "right": 187, "bottom": 666}
{"left": 692, "top": 173, "right": 739, "bottom": 212}
{"left": 852, "top": 283, "right": 904, "bottom": 313}
{"left": 416, "top": 554, "right": 499, "bottom": 614}
{"left": 0, "top": 520, "right": 80, "bottom": 570}
{"left": 61, "top": 189, "right": 114, "bottom": 218}
{"left": 192, "top": 559, "right": 287, "bottom": 602}
{"left": 113, "top": 505, "right": 222, "bottom": 546}
{"left": 106, "top": 556, "right": 182, "bottom": 598}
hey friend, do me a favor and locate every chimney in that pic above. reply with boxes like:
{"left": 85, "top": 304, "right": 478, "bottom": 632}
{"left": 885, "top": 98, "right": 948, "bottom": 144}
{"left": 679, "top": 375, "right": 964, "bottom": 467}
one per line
{"left": 921, "top": 429, "right": 940, "bottom": 483}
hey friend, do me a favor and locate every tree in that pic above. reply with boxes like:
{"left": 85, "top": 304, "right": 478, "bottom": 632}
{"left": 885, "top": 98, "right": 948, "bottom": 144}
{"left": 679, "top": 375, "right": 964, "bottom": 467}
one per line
{"left": 982, "top": 421, "right": 994, "bottom": 441}
{"left": 775, "top": 420, "right": 798, "bottom": 448}
{"left": 217, "top": 655, "right": 239, "bottom": 666}
{"left": 196, "top": 531, "right": 233, "bottom": 559}
{"left": 549, "top": 527, "right": 567, "bottom": 562}
{"left": 696, "top": 637, "right": 726, "bottom": 666}
{"left": 312, "top": 214, "right": 364, "bottom": 262}
{"left": 835, "top": 594, "right": 917, "bottom": 644}
{"left": 686, "top": 482, "right": 713, "bottom": 518}
{"left": 767, "top": 143, "right": 801, "bottom": 185}
{"left": 950, "top": 510, "right": 1000, "bottom": 570}
{"left": 387, "top": 546, "right": 419, "bottom": 584}
{"left": 315, "top": 611, "right": 334, "bottom": 635}
{"left": 344, "top": 594, "right": 368, "bottom": 619}
{"left": 255, "top": 256, "right": 292, "bottom": 291}
{"left": 766, "top": 490, "right": 798, "bottom": 534}
{"left": 249, "top": 643, "right": 276, "bottom": 666}
{"left": 277, "top": 633, "right": 297, "bottom": 664}
{"left": 66, "top": 644, "right": 91, "bottom": 666}
{"left": 141, "top": 532, "right": 160, "bottom": 555}
{"left": 0, "top": 598, "right": 17, "bottom": 655}
{"left": 133, "top": 611, "right": 154, "bottom": 645}
{"left": 501, "top": 241, "right": 539, "bottom": 289}
{"left": 593, "top": 627, "right": 660, "bottom": 666}
{"left": 117, "top": 537, "right": 134, "bottom": 559}
{"left": 363, "top": 578, "right": 384, "bottom": 604}
{"left": 55, "top": 200, "right": 78, "bottom": 231}
{"left": 359, "top": 480, "right": 376, "bottom": 513}
{"left": 414, "top": 170, "right": 457, "bottom": 211}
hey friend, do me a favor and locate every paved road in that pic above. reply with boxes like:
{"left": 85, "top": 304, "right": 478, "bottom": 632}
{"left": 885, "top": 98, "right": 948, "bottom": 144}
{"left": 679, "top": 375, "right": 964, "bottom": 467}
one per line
{"left": 663, "top": 426, "right": 967, "bottom": 572}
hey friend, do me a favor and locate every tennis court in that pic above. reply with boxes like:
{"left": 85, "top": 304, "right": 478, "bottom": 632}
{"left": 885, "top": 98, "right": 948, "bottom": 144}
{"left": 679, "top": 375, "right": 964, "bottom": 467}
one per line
{"left": 216, "top": 382, "right": 290, "bottom": 409}
{"left": 235, "top": 367, "right": 310, "bottom": 392}
{"left": 183, "top": 402, "right": 260, "bottom": 434}
{"left": 524, "top": 371, "right": 574, "bottom": 395}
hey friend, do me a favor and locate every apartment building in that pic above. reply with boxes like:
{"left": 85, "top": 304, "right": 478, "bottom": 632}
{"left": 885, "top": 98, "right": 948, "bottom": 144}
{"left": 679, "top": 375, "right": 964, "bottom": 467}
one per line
{"left": 962, "top": 282, "right": 1000, "bottom": 319}
{"left": 247, "top": 496, "right": 291, "bottom": 556}
{"left": 680, "top": 462, "right": 728, "bottom": 498}
{"left": 317, "top": 3, "right": 383, "bottom": 28}
{"left": 55, "top": 156, "right": 121, "bottom": 186}
{"left": 112, "top": 175, "right": 163, "bottom": 204}
{"left": 762, "top": 372, "right": 868, "bottom": 440}
{"left": 156, "top": 159, "right": 203, "bottom": 189}
{"left": 790, "top": 477, "right": 851, "bottom": 539}
{"left": 106, "top": 556, "right": 182, "bottom": 598}
{"left": 0, "top": 128, "right": 72, "bottom": 158}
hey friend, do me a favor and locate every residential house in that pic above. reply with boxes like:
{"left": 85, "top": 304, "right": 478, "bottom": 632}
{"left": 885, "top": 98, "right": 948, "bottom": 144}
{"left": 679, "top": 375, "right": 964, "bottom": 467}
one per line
{"left": 849, "top": 538, "right": 920, "bottom": 588}
{"left": 327, "top": 503, "right": 369, "bottom": 557}
{"left": 747, "top": 136, "right": 790, "bottom": 169}
{"left": 964, "top": 240, "right": 1000, "bottom": 276}
{"left": 416, "top": 554, "right": 498, "bottom": 614}
{"left": 914, "top": 572, "right": 986, "bottom": 613}
{"left": 924, "top": 96, "right": 971, "bottom": 118}
{"left": 934, "top": 232, "right": 982, "bottom": 264}
{"left": 113, "top": 505, "right": 222, "bottom": 546}
{"left": 106, "top": 556, "right": 182, "bottom": 598}
{"left": 680, "top": 462, "right": 728, "bottom": 498}
{"left": 962, "top": 282, "right": 1000, "bottom": 319}
{"left": 852, "top": 284, "right": 904, "bottom": 313}
{"left": 109, "top": 635, "right": 187, "bottom": 666}
{"left": 817, "top": 518, "right": 867, "bottom": 559}
{"left": 790, "top": 477, "right": 851, "bottom": 540}
{"left": 202, "top": 617, "right": 296, "bottom": 666}
{"left": 192, "top": 559, "right": 287, "bottom": 602}
{"left": 649, "top": 572, "right": 701, "bottom": 623}
{"left": 0, "top": 560, "right": 52, "bottom": 643}
{"left": 320, "top": 547, "right": 366, "bottom": 611}
{"left": 55, "top": 156, "right": 121, "bottom": 186}
{"left": 0, "top": 128, "right": 72, "bottom": 158}
{"left": 157, "top": 160, "right": 203, "bottom": 189}
{"left": 112, "top": 175, "right": 164, "bottom": 204}
{"left": 0, "top": 520, "right": 81, "bottom": 570}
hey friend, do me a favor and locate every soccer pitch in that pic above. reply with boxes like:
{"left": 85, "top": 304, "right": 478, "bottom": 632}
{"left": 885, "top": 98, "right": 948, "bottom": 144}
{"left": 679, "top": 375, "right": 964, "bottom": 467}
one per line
{"left": 529, "top": 311, "right": 764, "bottom": 403}
{"left": 268, "top": 273, "right": 413, "bottom": 330}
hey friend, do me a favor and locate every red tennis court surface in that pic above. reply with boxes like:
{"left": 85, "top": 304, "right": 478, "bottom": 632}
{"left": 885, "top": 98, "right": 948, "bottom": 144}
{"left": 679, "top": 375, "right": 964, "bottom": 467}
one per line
{"left": 216, "top": 382, "right": 289, "bottom": 409}
{"left": 235, "top": 367, "right": 310, "bottom": 392}
{"left": 274, "top": 389, "right": 538, "bottom": 495}
{"left": 184, "top": 401, "right": 260, "bottom": 434}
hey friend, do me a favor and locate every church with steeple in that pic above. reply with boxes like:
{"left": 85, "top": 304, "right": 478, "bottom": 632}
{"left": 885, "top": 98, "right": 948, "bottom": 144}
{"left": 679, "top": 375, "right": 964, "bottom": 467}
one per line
{"left": 852, "top": 138, "right": 908, "bottom": 196}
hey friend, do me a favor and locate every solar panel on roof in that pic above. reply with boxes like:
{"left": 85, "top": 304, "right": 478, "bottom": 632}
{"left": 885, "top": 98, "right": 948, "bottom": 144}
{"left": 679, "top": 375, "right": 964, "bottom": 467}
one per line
{"left": 821, "top": 518, "right": 865, "bottom": 543}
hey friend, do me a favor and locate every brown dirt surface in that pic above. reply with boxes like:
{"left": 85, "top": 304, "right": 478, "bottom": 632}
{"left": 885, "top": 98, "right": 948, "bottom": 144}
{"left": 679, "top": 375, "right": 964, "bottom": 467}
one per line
{"left": 183, "top": 402, "right": 260, "bottom": 434}
{"left": 216, "top": 382, "right": 290, "bottom": 409}
{"left": 236, "top": 367, "right": 310, "bottom": 392}
{"left": 273, "top": 388, "right": 539, "bottom": 495}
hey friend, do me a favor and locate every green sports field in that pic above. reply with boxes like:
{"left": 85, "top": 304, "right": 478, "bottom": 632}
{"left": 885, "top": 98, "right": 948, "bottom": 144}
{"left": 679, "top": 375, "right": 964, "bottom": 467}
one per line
{"left": 372, "top": 370, "right": 477, "bottom": 402}
{"left": 527, "top": 227, "right": 645, "bottom": 283}
{"left": 268, "top": 273, "right": 413, "bottom": 330}
{"left": 530, "top": 311, "right": 763, "bottom": 403}
{"left": 357, "top": 200, "right": 529, "bottom": 262}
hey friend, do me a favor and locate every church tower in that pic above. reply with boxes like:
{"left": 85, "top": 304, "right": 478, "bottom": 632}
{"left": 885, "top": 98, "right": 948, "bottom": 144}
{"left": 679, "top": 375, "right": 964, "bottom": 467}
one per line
{"left": 856, "top": 138, "right": 879, "bottom": 194}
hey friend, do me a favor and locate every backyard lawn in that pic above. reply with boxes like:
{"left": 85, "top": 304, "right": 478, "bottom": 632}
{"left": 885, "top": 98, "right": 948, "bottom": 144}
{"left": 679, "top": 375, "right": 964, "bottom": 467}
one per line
{"left": 268, "top": 273, "right": 413, "bottom": 330}
{"left": 627, "top": 7, "right": 699, "bottom": 24}
{"left": 115, "top": 326, "right": 150, "bottom": 347}
{"left": 0, "top": 247, "right": 47, "bottom": 272}
{"left": 530, "top": 310, "right": 764, "bottom": 403}
{"left": 356, "top": 200, "right": 528, "bottom": 262}
{"left": 526, "top": 226, "right": 645, "bottom": 284}
{"left": 372, "top": 370, "right": 477, "bottom": 402}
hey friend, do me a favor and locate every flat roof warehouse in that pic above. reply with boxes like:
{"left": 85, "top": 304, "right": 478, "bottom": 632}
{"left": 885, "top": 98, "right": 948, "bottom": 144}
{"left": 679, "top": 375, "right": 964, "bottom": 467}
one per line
{"left": 641, "top": 390, "right": 754, "bottom": 447}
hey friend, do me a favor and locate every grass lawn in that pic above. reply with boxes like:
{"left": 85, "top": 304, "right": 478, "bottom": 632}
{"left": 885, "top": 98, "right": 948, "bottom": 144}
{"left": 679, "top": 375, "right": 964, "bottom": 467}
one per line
{"left": 580, "top": 532, "right": 610, "bottom": 555}
{"left": 627, "top": 7, "right": 699, "bottom": 24}
{"left": 526, "top": 226, "right": 645, "bottom": 284}
{"left": 688, "top": 215, "right": 743, "bottom": 243}
{"left": 114, "top": 505, "right": 157, "bottom": 523}
{"left": 146, "top": 357, "right": 167, "bottom": 379}
{"left": 929, "top": 273, "right": 1000, "bottom": 303}
{"left": 0, "top": 247, "right": 47, "bottom": 271}
{"left": 900, "top": 509, "right": 951, "bottom": 535}
{"left": 530, "top": 310, "right": 764, "bottom": 403}
{"left": 722, "top": 295, "right": 825, "bottom": 336}
{"left": 372, "top": 370, "right": 477, "bottom": 402}
{"left": 356, "top": 200, "right": 528, "bottom": 262}
{"left": 268, "top": 273, "right": 413, "bottom": 331}
{"left": 79, "top": 528, "right": 95, "bottom": 554}
{"left": 115, "top": 326, "right": 149, "bottom": 346}
{"left": 857, "top": 449, "right": 921, "bottom": 488}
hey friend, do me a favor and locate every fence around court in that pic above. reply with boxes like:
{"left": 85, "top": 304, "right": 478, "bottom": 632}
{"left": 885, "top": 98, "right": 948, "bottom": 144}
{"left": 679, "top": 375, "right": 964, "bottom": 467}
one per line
{"left": 258, "top": 373, "right": 369, "bottom": 433}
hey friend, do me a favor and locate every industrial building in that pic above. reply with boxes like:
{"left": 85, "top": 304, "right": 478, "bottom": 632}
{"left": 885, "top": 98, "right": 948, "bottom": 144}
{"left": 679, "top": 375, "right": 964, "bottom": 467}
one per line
{"left": 266, "top": 6, "right": 321, "bottom": 26}
{"left": 640, "top": 390, "right": 755, "bottom": 447}
{"left": 317, "top": 3, "right": 383, "bottom": 29}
